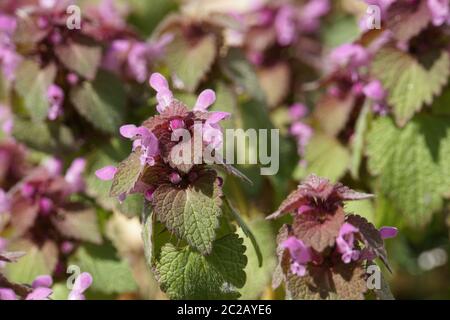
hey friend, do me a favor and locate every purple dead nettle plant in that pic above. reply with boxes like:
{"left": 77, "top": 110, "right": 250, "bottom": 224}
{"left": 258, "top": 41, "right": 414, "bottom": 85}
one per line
{"left": 1, "top": 156, "right": 102, "bottom": 277}
{"left": 95, "top": 72, "right": 233, "bottom": 203}
{"left": 227, "top": 0, "right": 330, "bottom": 66}
{"left": 0, "top": 249, "right": 93, "bottom": 300}
{"left": 95, "top": 72, "right": 253, "bottom": 299}
{"left": 269, "top": 175, "right": 397, "bottom": 299}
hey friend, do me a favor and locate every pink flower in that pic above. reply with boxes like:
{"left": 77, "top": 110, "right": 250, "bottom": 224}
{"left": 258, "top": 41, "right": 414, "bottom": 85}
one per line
{"left": 427, "top": 0, "right": 450, "bottom": 26}
{"left": 144, "top": 186, "right": 155, "bottom": 201}
{"left": 329, "top": 44, "right": 370, "bottom": 69}
{"left": 68, "top": 272, "right": 93, "bottom": 300}
{"left": 281, "top": 236, "right": 312, "bottom": 276}
{"left": 299, "top": 0, "right": 330, "bottom": 32}
{"left": 47, "top": 84, "right": 64, "bottom": 120}
{"left": 379, "top": 226, "right": 398, "bottom": 239}
{"left": 26, "top": 274, "right": 54, "bottom": 300}
{"left": 203, "top": 112, "right": 231, "bottom": 150}
{"left": 39, "top": 197, "right": 54, "bottom": 216}
{"left": 65, "top": 158, "right": 86, "bottom": 193}
{"left": 363, "top": 80, "right": 386, "bottom": 102}
{"left": 43, "top": 157, "right": 63, "bottom": 176}
{"left": 275, "top": 5, "right": 297, "bottom": 46}
{"left": 194, "top": 89, "right": 216, "bottom": 112}
{"left": 290, "top": 122, "right": 313, "bottom": 156}
{"left": 336, "top": 223, "right": 360, "bottom": 263}
{"left": 169, "top": 119, "right": 185, "bottom": 131}
{"left": 289, "top": 103, "right": 308, "bottom": 120}
{"left": 149, "top": 73, "right": 173, "bottom": 113}
{"left": 95, "top": 165, "right": 117, "bottom": 181}
{"left": 169, "top": 172, "right": 182, "bottom": 184}
{"left": 32, "top": 275, "right": 53, "bottom": 289}
{"left": 0, "top": 288, "right": 16, "bottom": 300}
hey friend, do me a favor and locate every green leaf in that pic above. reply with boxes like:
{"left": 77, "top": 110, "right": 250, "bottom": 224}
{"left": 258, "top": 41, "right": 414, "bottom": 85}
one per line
{"left": 238, "top": 217, "right": 276, "bottom": 300}
{"left": 70, "top": 243, "right": 138, "bottom": 294}
{"left": 55, "top": 41, "right": 102, "bottom": 80}
{"left": 366, "top": 116, "right": 450, "bottom": 226}
{"left": 52, "top": 204, "right": 102, "bottom": 244}
{"left": 224, "top": 198, "right": 262, "bottom": 267}
{"left": 12, "top": 118, "right": 75, "bottom": 154}
{"left": 165, "top": 32, "right": 217, "bottom": 92}
{"left": 152, "top": 171, "right": 222, "bottom": 255}
{"left": 5, "top": 240, "right": 58, "bottom": 284}
{"left": 297, "top": 133, "right": 350, "bottom": 182}
{"left": 155, "top": 232, "right": 247, "bottom": 299}
{"left": 350, "top": 102, "right": 371, "bottom": 179}
{"left": 70, "top": 71, "right": 126, "bottom": 133}
{"left": 14, "top": 61, "right": 56, "bottom": 121}
{"left": 109, "top": 150, "right": 143, "bottom": 197}
{"left": 371, "top": 48, "right": 450, "bottom": 127}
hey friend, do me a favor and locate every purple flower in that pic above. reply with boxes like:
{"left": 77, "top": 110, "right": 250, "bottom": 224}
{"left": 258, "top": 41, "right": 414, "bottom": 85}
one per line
{"left": 68, "top": 272, "right": 92, "bottom": 300}
{"left": 169, "top": 172, "right": 182, "bottom": 184}
{"left": 0, "top": 288, "right": 16, "bottom": 300}
{"left": 47, "top": 84, "right": 64, "bottom": 120}
{"left": 169, "top": 119, "right": 185, "bottom": 131}
{"left": 299, "top": 0, "right": 330, "bottom": 32}
{"left": 329, "top": 44, "right": 370, "bottom": 69}
{"left": 427, "top": 0, "right": 450, "bottom": 26}
{"left": 26, "top": 287, "right": 53, "bottom": 300}
{"left": 281, "top": 236, "right": 312, "bottom": 276}
{"left": 25, "top": 274, "right": 54, "bottom": 300}
{"left": 336, "top": 223, "right": 360, "bottom": 264}
{"left": 119, "top": 125, "right": 159, "bottom": 166}
{"left": 363, "top": 80, "right": 386, "bottom": 101}
{"left": 275, "top": 5, "right": 297, "bottom": 46}
{"left": 379, "top": 226, "right": 398, "bottom": 239}
{"left": 290, "top": 122, "right": 313, "bottom": 156}
{"left": 39, "top": 197, "right": 54, "bottom": 216}
{"left": 65, "top": 158, "right": 86, "bottom": 193}
{"left": 43, "top": 157, "right": 63, "bottom": 177}
{"left": 203, "top": 112, "right": 231, "bottom": 150}
{"left": 194, "top": 89, "right": 216, "bottom": 112}
{"left": 32, "top": 275, "right": 53, "bottom": 289}
{"left": 144, "top": 186, "right": 155, "bottom": 201}
{"left": 149, "top": 73, "right": 173, "bottom": 113}
{"left": 95, "top": 165, "right": 117, "bottom": 181}
{"left": 60, "top": 241, "right": 74, "bottom": 254}
{"left": 289, "top": 103, "right": 308, "bottom": 120}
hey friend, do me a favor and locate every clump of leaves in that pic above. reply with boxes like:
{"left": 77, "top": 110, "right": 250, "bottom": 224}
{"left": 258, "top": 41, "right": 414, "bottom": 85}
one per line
{"left": 269, "top": 175, "right": 397, "bottom": 300}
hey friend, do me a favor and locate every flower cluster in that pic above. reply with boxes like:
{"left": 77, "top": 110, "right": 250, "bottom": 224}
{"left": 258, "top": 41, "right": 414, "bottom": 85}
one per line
{"left": 96, "top": 73, "right": 231, "bottom": 203}
{"left": 271, "top": 175, "right": 397, "bottom": 299}
{"left": 0, "top": 267, "right": 92, "bottom": 300}
{"left": 0, "top": 155, "right": 102, "bottom": 275}
{"left": 227, "top": 0, "right": 330, "bottom": 66}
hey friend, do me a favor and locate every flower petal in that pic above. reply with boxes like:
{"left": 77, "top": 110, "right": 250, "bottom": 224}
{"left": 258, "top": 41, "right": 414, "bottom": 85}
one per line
{"left": 379, "top": 226, "right": 398, "bottom": 239}
{"left": 194, "top": 89, "right": 216, "bottom": 111}
{"left": 32, "top": 275, "right": 53, "bottom": 288}
{"left": 149, "top": 72, "right": 169, "bottom": 92}
{"left": 95, "top": 165, "right": 117, "bottom": 181}
{"left": 119, "top": 124, "right": 137, "bottom": 138}
{"left": 72, "top": 272, "right": 93, "bottom": 293}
